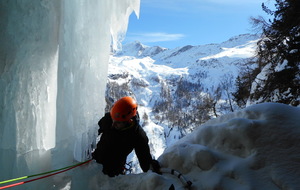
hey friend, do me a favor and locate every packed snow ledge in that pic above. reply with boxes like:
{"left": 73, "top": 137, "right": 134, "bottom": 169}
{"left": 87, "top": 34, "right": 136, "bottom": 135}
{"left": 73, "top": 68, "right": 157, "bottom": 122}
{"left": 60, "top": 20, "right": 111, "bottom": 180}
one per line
{"left": 72, "top": 102, "right": 300, "bottom": 190}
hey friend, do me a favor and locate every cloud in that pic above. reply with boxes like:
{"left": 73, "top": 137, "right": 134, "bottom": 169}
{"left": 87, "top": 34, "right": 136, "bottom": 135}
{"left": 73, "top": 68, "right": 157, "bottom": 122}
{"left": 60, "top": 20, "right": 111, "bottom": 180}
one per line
{"left": 125, "top": 32, "right": 185, "bottom": 43}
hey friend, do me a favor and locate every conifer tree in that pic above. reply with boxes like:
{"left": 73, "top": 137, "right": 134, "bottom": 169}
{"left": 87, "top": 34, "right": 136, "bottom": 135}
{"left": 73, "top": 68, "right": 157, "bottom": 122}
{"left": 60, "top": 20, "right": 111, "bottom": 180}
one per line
{"left": 249, "top": 0, "right": 300, "bottom": 106}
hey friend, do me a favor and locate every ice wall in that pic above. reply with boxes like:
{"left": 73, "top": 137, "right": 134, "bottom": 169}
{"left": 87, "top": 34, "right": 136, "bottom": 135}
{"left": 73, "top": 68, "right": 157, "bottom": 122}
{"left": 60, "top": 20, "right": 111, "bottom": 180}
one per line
{"left": 0, "top": 0, "right": 139, "bottom": 187}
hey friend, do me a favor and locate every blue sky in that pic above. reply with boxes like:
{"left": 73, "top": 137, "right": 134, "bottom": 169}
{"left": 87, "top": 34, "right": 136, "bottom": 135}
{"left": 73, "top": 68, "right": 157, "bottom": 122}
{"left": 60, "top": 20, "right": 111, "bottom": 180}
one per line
{"left": 123, "top": 0, "right": 273, "bottom": 48}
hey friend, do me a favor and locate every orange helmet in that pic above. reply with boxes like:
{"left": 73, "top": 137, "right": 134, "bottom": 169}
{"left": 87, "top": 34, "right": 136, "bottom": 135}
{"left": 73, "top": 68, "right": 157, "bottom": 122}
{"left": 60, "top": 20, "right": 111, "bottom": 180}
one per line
{"left": 110, "top": 96, "right": 138, "bottom": 122}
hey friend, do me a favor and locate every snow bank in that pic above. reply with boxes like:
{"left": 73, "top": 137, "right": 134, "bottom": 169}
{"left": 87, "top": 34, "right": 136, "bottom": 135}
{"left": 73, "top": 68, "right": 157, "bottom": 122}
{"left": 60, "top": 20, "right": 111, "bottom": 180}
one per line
{"left": 159, "top": 102, "right": 300, "bottom": 189}
{"left": 84, "top": 103, "right": 300, "bottom": 190}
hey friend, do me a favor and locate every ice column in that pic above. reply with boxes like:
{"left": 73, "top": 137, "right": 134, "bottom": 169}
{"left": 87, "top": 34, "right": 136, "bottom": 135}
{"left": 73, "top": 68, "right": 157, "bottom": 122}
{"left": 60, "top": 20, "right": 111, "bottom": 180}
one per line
{"left": 0, "top": 0, "right": 60, "bottom": 180}
{"left": 55, "top": 0, "right": 140, "bottom": 165}
{"left": 0, "top": 0, "right": 140, "bottom": 183}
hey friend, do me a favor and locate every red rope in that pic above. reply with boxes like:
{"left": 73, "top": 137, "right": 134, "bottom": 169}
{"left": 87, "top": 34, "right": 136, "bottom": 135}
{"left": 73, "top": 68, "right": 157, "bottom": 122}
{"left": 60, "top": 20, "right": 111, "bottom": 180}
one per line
{"left": 0, "top": 160, "right": 92, "bottom": 189}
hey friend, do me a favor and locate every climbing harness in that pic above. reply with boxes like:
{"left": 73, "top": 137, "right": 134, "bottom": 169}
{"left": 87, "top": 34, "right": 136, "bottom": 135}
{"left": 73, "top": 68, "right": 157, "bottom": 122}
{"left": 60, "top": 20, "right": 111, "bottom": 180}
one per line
{"left": 0, "top": 159, "right": 92, "bottom": 189}
{"left": 160, "top": 168, "right": 192, "bottom": 190}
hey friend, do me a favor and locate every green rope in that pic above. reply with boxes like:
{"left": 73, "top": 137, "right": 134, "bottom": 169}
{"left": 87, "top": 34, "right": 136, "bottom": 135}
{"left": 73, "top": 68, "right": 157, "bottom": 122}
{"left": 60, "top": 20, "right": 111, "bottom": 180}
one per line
{"left": 0, "top": 159, "right": 92, "bottom": 185}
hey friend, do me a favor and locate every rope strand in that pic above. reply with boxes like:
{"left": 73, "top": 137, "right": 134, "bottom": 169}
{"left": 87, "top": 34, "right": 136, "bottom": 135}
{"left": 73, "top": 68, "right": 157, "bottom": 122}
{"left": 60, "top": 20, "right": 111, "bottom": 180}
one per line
{"left": 0, "top": 159, "right": 92, "bottom": 189}
{"left": 160, "top": 168, "right": 192, "bottom": 189}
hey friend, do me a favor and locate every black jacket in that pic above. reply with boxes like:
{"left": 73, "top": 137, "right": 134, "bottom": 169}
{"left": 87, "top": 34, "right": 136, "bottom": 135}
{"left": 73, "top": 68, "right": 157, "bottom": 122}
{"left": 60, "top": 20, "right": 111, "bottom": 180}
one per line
{"left": 92, "top": 112, "right": 152, "bottom": 177}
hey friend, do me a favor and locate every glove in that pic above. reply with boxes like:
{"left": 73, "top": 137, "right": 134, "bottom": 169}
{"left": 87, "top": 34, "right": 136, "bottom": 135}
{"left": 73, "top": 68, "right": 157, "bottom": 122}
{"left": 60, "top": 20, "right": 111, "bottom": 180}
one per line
{"left": 150, "top": 159, "right": 161, "bottom": 174}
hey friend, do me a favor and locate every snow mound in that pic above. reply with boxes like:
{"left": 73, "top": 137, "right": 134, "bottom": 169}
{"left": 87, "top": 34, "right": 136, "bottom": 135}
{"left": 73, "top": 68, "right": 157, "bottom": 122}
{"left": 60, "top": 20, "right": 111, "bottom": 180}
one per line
{"left": 159, "top": 102, "right": 300, "bottom": 190}
{"left": 75, "top": 103, "right": 300, "bottom": 190}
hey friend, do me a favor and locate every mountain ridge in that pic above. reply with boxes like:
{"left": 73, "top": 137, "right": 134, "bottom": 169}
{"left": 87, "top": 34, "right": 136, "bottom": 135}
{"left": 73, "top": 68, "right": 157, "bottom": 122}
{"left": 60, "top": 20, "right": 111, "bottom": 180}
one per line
{"left": 105, "top": 33, "right": 261, "bottom": 166}
{"left": 118, "top": 33, "right": 259, "bottom": 69}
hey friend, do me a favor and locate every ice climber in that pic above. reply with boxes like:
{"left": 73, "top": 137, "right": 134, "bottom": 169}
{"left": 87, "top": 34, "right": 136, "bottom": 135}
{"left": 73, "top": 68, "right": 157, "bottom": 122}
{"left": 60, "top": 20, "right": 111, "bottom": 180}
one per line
{"left": 92, "top": 96, "right": 161, "bottom": 177}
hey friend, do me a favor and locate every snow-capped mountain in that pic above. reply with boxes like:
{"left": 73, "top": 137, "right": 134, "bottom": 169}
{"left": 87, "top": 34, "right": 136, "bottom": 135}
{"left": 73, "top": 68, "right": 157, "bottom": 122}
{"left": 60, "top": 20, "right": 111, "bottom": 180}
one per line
{"left": 105, "top": 34, "right": 260, "bottom": 170}
{"left": 118, "top": 41, "right": 167, "bottom": 57}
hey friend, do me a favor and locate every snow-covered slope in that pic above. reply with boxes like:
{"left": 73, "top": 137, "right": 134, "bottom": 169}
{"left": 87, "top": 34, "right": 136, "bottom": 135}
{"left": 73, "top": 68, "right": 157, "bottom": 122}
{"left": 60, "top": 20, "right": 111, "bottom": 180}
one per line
{"left": 106, "top": 34, "right": 260, "bottom": 162}
{"left": 75, "top": 103, "right": 300, "bottom": 190}
{"left": 110, "top": 33, "right": 259, "bottom": 103}
{"left": 93, "top": 34, "right": 300, "bottom": 190}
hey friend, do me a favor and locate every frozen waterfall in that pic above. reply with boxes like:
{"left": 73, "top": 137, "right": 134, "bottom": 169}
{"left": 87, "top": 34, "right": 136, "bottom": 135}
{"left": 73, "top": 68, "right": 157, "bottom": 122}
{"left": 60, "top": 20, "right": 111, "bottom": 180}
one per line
{"left": 0, "top": 0, "right": 139, "bottom": 188}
